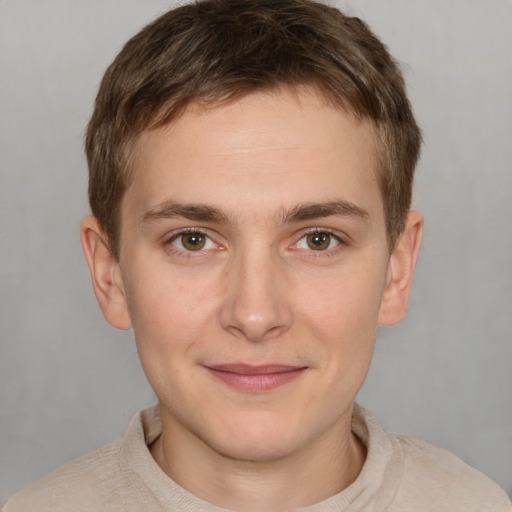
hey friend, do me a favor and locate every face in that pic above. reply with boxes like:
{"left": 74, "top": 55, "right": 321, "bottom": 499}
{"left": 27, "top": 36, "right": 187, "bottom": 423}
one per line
{"left": 84, "top": 87, "right": 420, "bottom": 464}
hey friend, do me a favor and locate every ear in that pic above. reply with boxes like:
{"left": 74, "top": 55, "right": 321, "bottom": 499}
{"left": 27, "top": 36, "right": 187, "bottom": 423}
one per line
{"left": 80, "top": 215, "right": 132, "bottom": 330}
{"left": 378, "top": 210, "right": 423, "bottom": 326}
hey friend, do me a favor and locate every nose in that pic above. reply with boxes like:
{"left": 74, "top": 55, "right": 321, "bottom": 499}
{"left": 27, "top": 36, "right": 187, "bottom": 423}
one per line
{"left": 219, "top": 246, "right": 292, "bottom": 343}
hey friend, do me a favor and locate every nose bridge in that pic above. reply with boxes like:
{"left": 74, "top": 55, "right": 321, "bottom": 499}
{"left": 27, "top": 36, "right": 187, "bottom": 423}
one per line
{"left": 220, "top": 240, "right": 291, "bottom": 342}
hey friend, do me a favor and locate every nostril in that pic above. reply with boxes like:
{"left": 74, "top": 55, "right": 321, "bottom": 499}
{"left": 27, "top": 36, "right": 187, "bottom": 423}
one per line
{"left": 220, "top": 303, "right": 293, "bottom": 343}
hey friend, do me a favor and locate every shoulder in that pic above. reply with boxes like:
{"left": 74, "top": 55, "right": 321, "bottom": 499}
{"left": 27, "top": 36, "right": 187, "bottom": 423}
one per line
{"left": 2, "top": 440, "right": 133, "bottom": 512}
{"left": 2, "top": 405, "right": 170, "bottom": 512}
{"left": 392, "top": 434, "right": 511, "bottom": 511}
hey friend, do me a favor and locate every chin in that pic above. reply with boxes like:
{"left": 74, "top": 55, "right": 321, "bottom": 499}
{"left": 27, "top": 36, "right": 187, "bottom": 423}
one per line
{"left": 204, "top": 412, "right": 310, "bottom": 463}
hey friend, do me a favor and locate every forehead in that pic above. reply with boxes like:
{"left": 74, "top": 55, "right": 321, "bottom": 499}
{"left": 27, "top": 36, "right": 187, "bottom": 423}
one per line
{"left": 125, "top": 87, "right": 382, "bottom": 225}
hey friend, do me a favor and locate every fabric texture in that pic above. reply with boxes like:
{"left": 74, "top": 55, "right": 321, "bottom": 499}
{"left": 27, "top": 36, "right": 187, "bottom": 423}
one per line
{"left": 3, "top": 404, "right": 511, "bottom": 512}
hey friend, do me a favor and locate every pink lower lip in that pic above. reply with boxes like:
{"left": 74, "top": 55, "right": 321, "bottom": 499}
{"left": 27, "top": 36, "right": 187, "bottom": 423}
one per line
{"left": 204, "top": 365, "right": 307, "bottom": 392}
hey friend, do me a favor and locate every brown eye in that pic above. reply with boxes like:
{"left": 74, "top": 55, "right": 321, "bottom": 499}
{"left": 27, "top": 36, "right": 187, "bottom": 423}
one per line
{"left": 177, "top": 232, "right": 208, "bottom": 251}
{"left": 169, "top": 230, "right": 218, "bottom": 254}
{"left": 306, "top": 232, "right": 332, "bottom": 250}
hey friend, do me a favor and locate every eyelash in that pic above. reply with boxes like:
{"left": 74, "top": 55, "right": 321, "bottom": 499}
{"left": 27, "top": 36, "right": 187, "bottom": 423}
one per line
{"left": 292, "top": 228, "right": 346, "bottom": 257}
{"left": 163, "top": 227, "right": 347, "bottom": 257}
{"left": 164, "top": 228, "right": 221, "bottom": 257}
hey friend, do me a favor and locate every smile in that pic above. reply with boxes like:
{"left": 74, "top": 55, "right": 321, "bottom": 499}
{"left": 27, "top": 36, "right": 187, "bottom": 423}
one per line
{"left": 203, "top": 364, "right": 308, "bottom": 392}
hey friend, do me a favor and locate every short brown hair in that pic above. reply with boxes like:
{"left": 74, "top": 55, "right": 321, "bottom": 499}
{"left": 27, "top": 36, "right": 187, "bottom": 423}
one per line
{"left": 85, "top": 0, "right": 421, "bottom": 258}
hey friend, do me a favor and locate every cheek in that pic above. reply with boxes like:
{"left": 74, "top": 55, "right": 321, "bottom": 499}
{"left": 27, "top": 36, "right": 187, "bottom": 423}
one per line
{"left": 295, "top": 263, "right": 386, "bottom": 377}
{"left": 131, "top": 257, "right": 219, "bottom": 320}
{"left": 300, "top": 268, "right": 385, "bottom": 332}
{"left": 124, "top": 271, "right": 211, "bottom": 349}
{"left": 125, "top": 280, "right": 207, "bottom": 396}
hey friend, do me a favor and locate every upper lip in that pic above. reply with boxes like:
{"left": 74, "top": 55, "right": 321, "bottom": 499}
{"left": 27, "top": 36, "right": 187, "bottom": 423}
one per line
{"left": 205, "top": 364, "right": 306, "bottom": 374}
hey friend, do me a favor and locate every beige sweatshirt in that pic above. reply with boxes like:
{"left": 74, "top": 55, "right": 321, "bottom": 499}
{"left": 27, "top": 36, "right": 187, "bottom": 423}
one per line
{"left": 3, "top": 404, "right": 511, "bottom": 511}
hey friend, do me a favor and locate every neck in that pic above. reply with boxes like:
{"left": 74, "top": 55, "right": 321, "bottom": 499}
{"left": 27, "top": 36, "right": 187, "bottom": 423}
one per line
{"left": 150, "top": 406, "right": 366, "bottom": 511}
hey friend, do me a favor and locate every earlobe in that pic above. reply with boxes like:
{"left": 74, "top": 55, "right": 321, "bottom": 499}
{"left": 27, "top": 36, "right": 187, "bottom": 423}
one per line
{"left": 80, "top": 216, "right": 132, "bottom": 330}
{"left": 378, "top": 210, "right": 423, "bottom": 326}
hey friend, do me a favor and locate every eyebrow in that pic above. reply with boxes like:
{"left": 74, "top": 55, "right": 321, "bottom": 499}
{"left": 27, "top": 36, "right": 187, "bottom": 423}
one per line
{"left": 283, "top": 201, "right": 370, "bottom": 223}
{"left": 141, "top": 200, "right": 369, "bottom": 225}
{"left": 141, "top": 201, "right": 230, "bottom": 224}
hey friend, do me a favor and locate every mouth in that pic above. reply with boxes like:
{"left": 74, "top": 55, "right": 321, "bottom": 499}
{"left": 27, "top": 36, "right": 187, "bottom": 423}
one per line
{"left": 203, "top": 364, "right": 308, "bottom": 392}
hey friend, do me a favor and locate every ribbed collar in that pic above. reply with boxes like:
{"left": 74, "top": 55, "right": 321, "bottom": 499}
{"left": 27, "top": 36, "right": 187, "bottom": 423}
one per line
{"left": 119, "top": 403, "right": 403, "bottom": 511}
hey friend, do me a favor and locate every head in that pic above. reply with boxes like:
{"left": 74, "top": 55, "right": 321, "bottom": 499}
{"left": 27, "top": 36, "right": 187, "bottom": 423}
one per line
{"left": 81, "top": 1, "right": 423, "bottom": 499}
{"left": 85, "top": 0, "right": 421, "bottom": 259}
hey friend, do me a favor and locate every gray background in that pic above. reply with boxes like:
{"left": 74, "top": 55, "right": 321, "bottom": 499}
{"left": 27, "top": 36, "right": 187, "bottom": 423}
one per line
{"left": 1, "top": 0, "right": 511, "bottom": 502}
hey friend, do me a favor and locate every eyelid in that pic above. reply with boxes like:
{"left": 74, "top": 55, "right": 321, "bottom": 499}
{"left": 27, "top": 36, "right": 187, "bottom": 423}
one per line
{"left": 290, "top": 227, "right": 348, "bottom": 254}
{"left": 162, "top": 226, "right": 348, "bottom": 255}
{"left": 300, "top": 226, "right": 345, "bottom": 241}
{"left": 164, "top": 227, "right": 223, "bottom": 253}
{"left": 166, "top": 226, "right": 208, "bottom": 239}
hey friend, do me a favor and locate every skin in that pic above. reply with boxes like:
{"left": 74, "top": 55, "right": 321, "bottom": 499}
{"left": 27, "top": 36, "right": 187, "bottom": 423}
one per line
{"left": 81, "top": 86, "right": 423, "bottom": 511}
